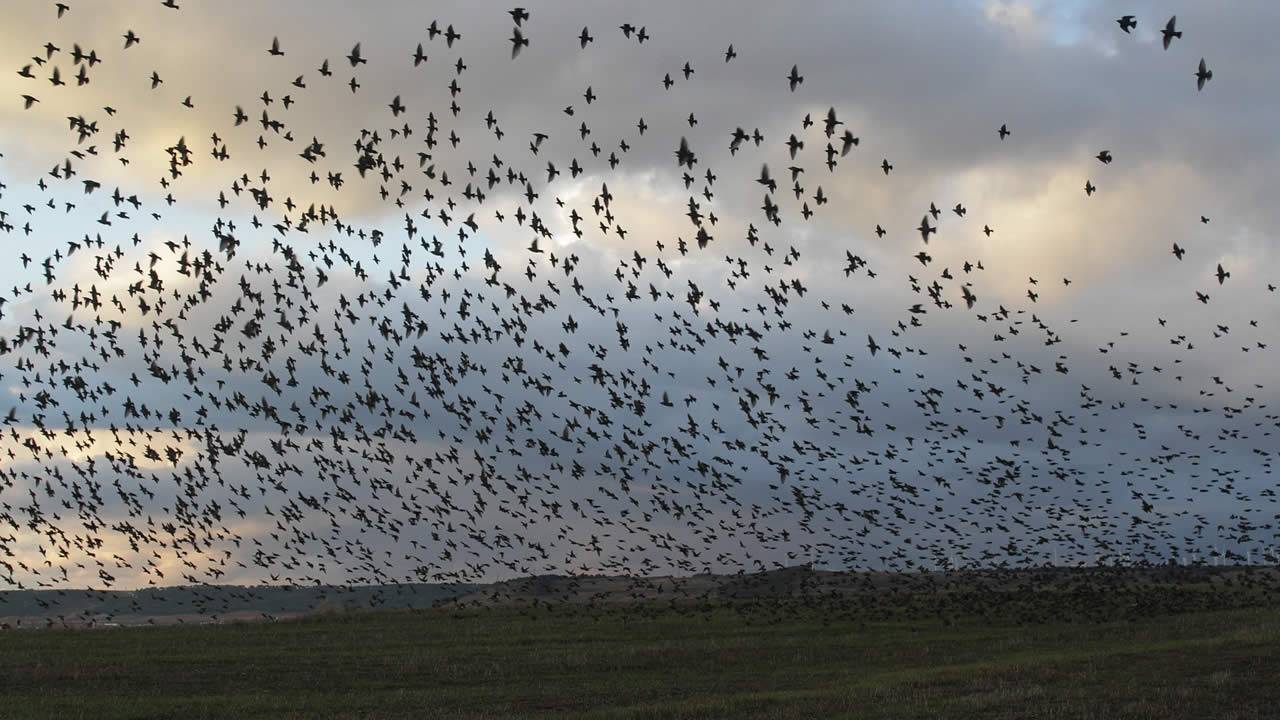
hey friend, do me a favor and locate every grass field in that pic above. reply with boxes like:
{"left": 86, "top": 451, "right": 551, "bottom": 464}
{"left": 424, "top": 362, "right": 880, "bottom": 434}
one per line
{"left": 1, "top": 599, "right": 1277, "bottom": 720}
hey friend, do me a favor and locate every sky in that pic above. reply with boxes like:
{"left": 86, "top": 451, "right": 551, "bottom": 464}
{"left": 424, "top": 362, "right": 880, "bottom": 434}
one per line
{"left": 0, "top": 1, "right": 1278, "bottom": 591}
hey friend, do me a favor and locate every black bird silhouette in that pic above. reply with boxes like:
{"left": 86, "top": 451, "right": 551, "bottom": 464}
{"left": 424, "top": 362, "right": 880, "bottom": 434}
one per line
{"left": 347, "top": 42, "right": 366, "bottom": 67}
{"left": 1162, "top": 16, "right": 1182, "bottom": 49}
{"left": 510, "top": 27, "right": 529, "bottom": 59}
{"left": 1196, "top": 58, "right": 1213, "bottom": 91}
{"left": 787, "top": 65, "right": 803, "bottom": 92}
{"left": 918, "top": 216, "right": 935, "bottom": 243}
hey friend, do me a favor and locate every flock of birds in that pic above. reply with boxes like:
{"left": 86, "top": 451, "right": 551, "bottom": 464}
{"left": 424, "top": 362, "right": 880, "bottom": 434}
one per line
{"left": 0, "top": 4, "right": 1277, "bottom": 625}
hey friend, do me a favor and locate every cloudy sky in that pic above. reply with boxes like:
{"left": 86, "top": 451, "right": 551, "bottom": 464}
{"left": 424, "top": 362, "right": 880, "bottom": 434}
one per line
{"left": 0, "top": 0, "right": 1277, "bottom": 591}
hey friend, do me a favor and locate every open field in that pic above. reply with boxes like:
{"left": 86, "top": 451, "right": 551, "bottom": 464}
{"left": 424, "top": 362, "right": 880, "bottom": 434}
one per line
{"left": 1, "top": 599, "right": 1277, "bottom": 719}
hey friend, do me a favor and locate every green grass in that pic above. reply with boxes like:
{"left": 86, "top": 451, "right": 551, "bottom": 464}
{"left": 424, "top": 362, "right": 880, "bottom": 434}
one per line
{"left": 1, "top": 602, "right": 1277, "bottom": 719}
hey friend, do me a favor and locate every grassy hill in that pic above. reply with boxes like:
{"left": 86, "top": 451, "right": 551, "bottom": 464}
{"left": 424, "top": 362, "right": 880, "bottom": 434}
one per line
{"left": 1, "top": 567, "right": 1279, "bottom": 718}
{"left": 0, "top": 600, "right": 1276, "bottom": 719}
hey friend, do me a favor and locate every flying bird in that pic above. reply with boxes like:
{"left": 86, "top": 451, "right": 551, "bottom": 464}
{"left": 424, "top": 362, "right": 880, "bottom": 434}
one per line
{"left": 1196, "top": 58, "right": 1213, "bottom": 91}
{"left": 510, "top": 27, "right": 529, "bottom": 58}
{"left": 788, "top": 65, "right": 803, "bottom": 92}
{"left": 1162, "top": 16, "right": 1182, "bottom": 49}
{"left": 347, "top": 43, "right": 366, "bottom": 67}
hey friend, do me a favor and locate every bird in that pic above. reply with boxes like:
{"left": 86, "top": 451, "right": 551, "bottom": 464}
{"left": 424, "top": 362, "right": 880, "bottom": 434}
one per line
{"left": 674, "top": 137, "right": 697, "bottom": 169}
{"left": 1162, "top": 16, "right": 1182, "bottom": 50}
{"left": 788, "top": 65, "right": 803, "bottom": 92}
{"left": 1116, "top": 15, "right": 1137, "bottom": 33}
{"left": 840, "top": 130, "right": 859, "bottom": 156}
{"left": 998, "top": 124, "right": 1009, "bottom": 140}
{"left": 510, "top": 27, "right": 529, "bottom": 58}
{"left": 347, "top": 43, "right": 366, "bottom": 67}
{"left": 918, "top": 216, "right": 935, "bottom": 242}
{"left": 1196, "top": 59, "right": 1213, "bottom": 91}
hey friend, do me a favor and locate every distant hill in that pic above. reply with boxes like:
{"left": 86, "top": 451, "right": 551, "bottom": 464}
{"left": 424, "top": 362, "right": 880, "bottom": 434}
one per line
{"left": 3, "top": 564, "right": 1277, "bottom": 629}
{"left": 0, "top": 582, "right": 476, "bottom": 627}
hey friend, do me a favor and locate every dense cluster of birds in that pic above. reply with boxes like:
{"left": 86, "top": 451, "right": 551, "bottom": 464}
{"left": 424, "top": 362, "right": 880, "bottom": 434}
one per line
{"left": 1, "top": 4, "right": 1276, "bottom": 625}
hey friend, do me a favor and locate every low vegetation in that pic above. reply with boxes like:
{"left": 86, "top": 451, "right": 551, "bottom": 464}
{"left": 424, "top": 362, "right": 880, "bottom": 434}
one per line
{"left": 2, "top": 595, "right": 1277, "bottom": 719}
